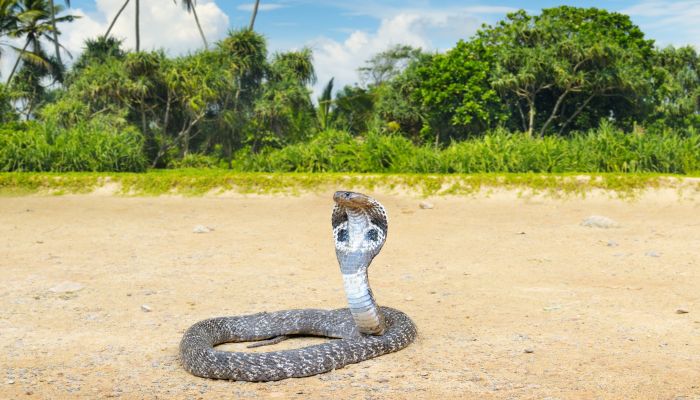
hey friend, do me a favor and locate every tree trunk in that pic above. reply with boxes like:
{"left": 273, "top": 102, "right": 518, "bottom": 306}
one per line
{"left": 248, "top": 0, "right": 260, "bottom": 30}
{"left": 135, "top": 0, "right": 140, "bottom": 51}
{"left": 191, "top": 4, "right": 208, "bottom": 49}
{"left": 49, "top": 0, "right": 62, "bottom": 66}
{"left": 526, "top": 97, "right": 535, "bottom": 137}
{"left": 558, "top": 94, "right": 595, "bottom": 135}
{"left": 105, "top": 0, "right": 130, "bottom": 38}
{"left": 539, "top": 89, "right": 570, "bottom": 137}
{"left": 6, "top": 39, "right": 31, "bottom": 85}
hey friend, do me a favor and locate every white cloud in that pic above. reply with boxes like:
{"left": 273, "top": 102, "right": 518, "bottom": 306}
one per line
{"left": 68, "top": 0, "right": 230, "bottom": 54}
{"left": 237, "top": 3, "right": 285, "bottom": 12}
{"left": 622, "top": 1, "right": 700, "bottom": 49}
{"left": 309, "top": 10, "right": 487, "bottom": 98}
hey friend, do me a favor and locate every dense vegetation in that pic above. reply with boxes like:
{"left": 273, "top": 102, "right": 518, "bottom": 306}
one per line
{"left": 0, "top": 2, "right": 698, "bottom": 173}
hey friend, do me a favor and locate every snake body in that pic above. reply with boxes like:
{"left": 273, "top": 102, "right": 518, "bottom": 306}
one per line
{"left": 179, "top": 191, "right": 417, "bottom": 381}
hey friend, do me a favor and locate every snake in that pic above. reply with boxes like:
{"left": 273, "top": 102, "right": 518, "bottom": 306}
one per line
{"left": 179, "top": 191, "right": 417, "bottom": 381}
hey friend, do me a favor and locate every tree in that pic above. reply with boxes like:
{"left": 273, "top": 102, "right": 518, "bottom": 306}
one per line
{"left": 317, "top": 78, "right": 334, "bottom": 130}
{"left": 478, "top": 6, "right": 655, "bottom": 136}
{"left": 332, "top": 85, "right": 374, "bottom": 135}
{"left": 649, "top": 46, "right": 700, "bottom": 130}
{"left": 48, "top": 0, "right": 69, "bottom": 65}
{"left": 412, "top": 39, "right": 504, "bottom": 144}
{"left": 214, "top": 29, "right": 267, "bottom": 166}
{"left": 359, "top": 44, "right": 423, "bottom": 87}
{"left": 70, "top": 35, "right": 126, "bottom": 75}
{"left": 252, "top": 48, "right": 316, "bottom": 146}
{"left": 4, "top": 0, "right": 76, "bottom": 84}
{"left": 248, "top": 0, "right": 260, "bottom": 30}
{"left": 104, "top": 0, "right": 129, "bottom": 39}
{"left": 178, "top": 0, "right": 207, "bottom": 49}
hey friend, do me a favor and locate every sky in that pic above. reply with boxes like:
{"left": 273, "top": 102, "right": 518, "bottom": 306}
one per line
{"left": 4, "top": 0, "right": 700, "bottom": 96}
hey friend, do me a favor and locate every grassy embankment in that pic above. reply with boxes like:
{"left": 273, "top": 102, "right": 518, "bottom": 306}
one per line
{"left": 1, "top": 170, "right": 698, "bottom": 198}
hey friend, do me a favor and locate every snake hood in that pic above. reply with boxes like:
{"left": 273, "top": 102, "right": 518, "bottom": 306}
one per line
{"left": 332, "top": 191, "right": 388, "bottom": 271}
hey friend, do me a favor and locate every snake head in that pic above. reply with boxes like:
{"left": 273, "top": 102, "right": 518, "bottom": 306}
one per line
{"left": 333, "top": 191, "right": 372, "bottom": 208}
{"left": 332, "top": 191, "right": 388, "bottom": 273}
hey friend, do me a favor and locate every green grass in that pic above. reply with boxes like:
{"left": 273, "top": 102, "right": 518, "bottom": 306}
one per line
{"left": 1, "top": 170, "right": 698, "bottom": 198}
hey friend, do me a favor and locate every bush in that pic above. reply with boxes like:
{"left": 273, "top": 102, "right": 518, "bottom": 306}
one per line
{"left": 0, "top": 123, "right": 52, "bottom": 172}
{"left": 232, "top": 124, "right": 700, "bottom": 174}
{"left": 0, "top": 118, "right": 147, "bottom": 172}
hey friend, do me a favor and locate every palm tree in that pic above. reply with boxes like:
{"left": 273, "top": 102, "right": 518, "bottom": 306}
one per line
{"left": 178, "top": 0, "right": 207, "bottom": 49}
{"left": 104, "top": 0, "right": 138, "bottom": 51}
{"left": 5, "top": 0, "right": 75, "bottom": 84}
{"left": 317, "top": 77, "right": 334, "bottom": 130}
{"left": 134, "top": 0, "right": 139, "bottom": 51}
{"left": 48, "top": 0, "right": 69, "bottom": 65}
{"left": 248, "top": 0, "right": 260, "bottom": 30}
{"left": 106, "top": 0, "right": 208, "bottom": 52}
{"left": 104, "top": 0, "right": 129, "bottom": 38}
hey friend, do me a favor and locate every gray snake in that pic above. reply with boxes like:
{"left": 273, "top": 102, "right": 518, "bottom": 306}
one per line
{"left": 179, "top": 191, "right": 417, "bottom": 381}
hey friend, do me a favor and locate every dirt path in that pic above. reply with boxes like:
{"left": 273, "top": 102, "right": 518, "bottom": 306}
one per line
{"left": 1, "top": 190, "right": 699, "bottom": 399}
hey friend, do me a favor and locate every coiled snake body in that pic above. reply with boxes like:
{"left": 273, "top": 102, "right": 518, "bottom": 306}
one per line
{"left": 179, "top": 191, "right": 417, "bottom": 381}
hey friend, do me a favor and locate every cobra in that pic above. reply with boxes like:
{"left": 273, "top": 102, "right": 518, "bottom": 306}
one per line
{"left": 179, "top": 191, "right": 417, "bottom": 381}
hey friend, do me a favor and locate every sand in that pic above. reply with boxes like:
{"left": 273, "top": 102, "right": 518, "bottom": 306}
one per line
{"left": 1, "top": 190, "right": 699, "bottom": 399}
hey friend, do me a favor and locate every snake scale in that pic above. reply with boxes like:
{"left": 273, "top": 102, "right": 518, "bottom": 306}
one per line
{"left": 179, "top": 191, "right": 417, "bottom": 381}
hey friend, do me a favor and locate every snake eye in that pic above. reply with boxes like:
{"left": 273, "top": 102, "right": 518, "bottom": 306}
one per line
{"left": 365, "top": 229, "right": 378, "bottom": 241}
{"left": 337, "top": 229, "right": 348, "bottom": 242}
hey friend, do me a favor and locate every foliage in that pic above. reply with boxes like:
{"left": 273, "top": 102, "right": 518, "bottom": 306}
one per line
{"left": 235, "top": 124, "right": 700, "bottom": 174}
{"left": 0, "top": 118, "right": 146, "bottom": 172}
{"left": 0, "top": 5, "right": 699, "bottom": 175}
{"left": 648, "top": 46, "right": 700, "bottom": 130}
{"left": 478, "top": 6, "right": 655, "bottom": 136}
{"left": 411, "top": 39, "right": 504, "bottom": 144}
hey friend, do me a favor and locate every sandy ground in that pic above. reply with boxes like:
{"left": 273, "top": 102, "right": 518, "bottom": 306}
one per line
{"left": 1, "top": 189, "right": 700, "bottom": 399}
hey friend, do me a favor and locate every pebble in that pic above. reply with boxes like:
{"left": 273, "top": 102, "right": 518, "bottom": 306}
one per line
{"left": 404, "top": 296, "right": 413, "bottom": 301}
{"left": 141, "top": 304, "right": 152, "bottom": 312}
{"left": 192, "top": 225, "right": 214, "bottom": 233}
{"left": 676, "top": 309, "right": 689, "bottom": 314}
{"left": 419, "top": 201, "right": 434, "bottom": 210}
{"left": 645, "top": 251, "right": 661, "bottom": 258}
{"left": 6, "top": 380, "right": 14, "bottom": 385}
{"left": 607, "top": 240, "right": 619, "bottom": 247}
{"left": 581, "top": 215, "right": 619, "bottom": 228}
{"left": 48, "top": 282, "right": 84, "bottom": 293}
{"left": 524, "top": 348, "right": 534, "bottom": 354}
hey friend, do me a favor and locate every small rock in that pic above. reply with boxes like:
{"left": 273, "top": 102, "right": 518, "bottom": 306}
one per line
{"left": 419, "top": 201, "right": 434, "bottom": 210}
{"left": 420, "top": 372, "right": 429, "bottom": 377}
{"left": 48, "top": 282, "right": 84, "bottom": 293}
{"left": 6, "top": 380, "right": 14, "bottom": 385}
{"left": 192, "top": 225, "right": 213, "bottom": 233}
{"left": 607, "top": 240, "right": 619, "bottom": 247}
{"left": 376, "top": 378, "right": 389, "bottom": 383}
{"left": 676, "top": 308, "right": 689, "bottom": 314}
{"left": 645, "top": 251, "right": 661, "bottom": 258}
{"left": 25, "top": 390, "right": 33, "bottom": 396}
{"left": 404, "top": 296, "right": 413, "bottom": 301}
{"left": 524, "top": 348, "right": 534, "bottom": 354}
{"left": 581, "top": 215, "right": 619, "bottom": 229}
{"left": 141, "top": 304, "right": 152, "bottom": 312}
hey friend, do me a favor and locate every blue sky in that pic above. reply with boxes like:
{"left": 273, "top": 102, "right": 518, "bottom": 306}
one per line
{"left": 5, "top": 1, "right": 700, "bottom": 94}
